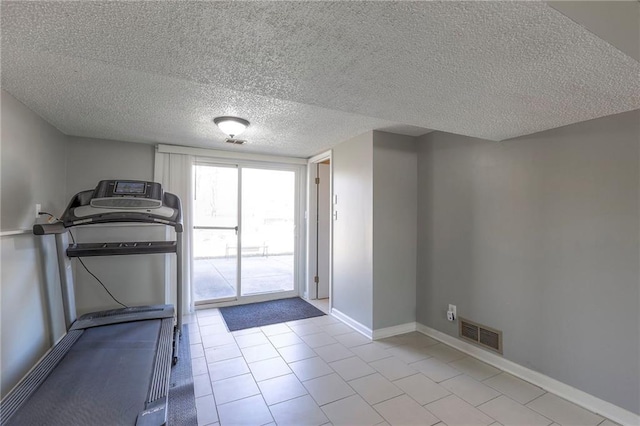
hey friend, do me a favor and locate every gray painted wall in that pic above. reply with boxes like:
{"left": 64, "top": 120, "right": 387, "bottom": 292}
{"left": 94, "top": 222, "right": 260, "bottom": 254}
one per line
{"left": 332, "top": 132, "right": 374, "bottom": 329}
{"left": 416, "top": 110, "right": 640, "bottom": 414}
{"left": 65, "top": 137, "right": 162, "bottom": 315}
{"left": 1, "top": 90, "right": 68, "bottom": 396}
{"left": 372, "top": 132, "right": 417, "bottom": 330}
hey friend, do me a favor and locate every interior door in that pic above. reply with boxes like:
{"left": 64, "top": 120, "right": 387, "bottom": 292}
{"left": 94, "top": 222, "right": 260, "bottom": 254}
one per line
{"left": 193, "top": 164, "right": 239, "bottom": 303}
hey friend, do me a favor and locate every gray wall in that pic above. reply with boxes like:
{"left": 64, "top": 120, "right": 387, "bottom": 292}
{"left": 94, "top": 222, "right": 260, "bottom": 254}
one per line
{"left": 65, "top": 137, "right": 162, "bottom": 315}
{"left": 332, "top": 132, "right": 374, "bottom": 329}
{"left": 1, "top": 90, "right": 68, "bottom": 396}
{"left": 416, "top": 110, "right": 640, "bottom": 414}
{"left": 372, "top": 132, "right": 417, "bottom": 330}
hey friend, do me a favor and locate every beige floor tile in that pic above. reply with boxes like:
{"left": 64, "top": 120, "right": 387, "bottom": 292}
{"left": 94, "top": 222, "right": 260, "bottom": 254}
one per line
{"left": 386, "top": 344, "right": 431, "bottom": 363}
{"left": 449, "top": 356, "right": 501, "bottom": 381}
{"left": 426, "top": 394, "right": 495, "bottom": 426}
{"left": 198, "top": 315, "right": 225, "bottom": 327}
{"left": 195, "top": 394, "right": 218, "bottom": 425}
{"left": 200, "top": 324, "right": 229, "bottom": 337}
{"left": 322, "top": 394, "right": 384, "bottom": 426}
{"left": 249, "top": 357, "right": 292, "bottom": 382}
{"left": 373, "top": 336, "right": 404, "bottom": 349}
{"left": 314, "top": 343, "right": 355, "bottom": 363}
{"left": 310, "top": 315, "right": 340, "bottom": 326}
{"left": 231, "top": 326, "right": 262, "bottom": 337}
{"left": 301, "top": 332, "right": 339, "bottom": 348}
{"left": 335, "top": 332, "right": 373, "bottom": 348}
{"left": 394, "top": 373, "right": 451, "bottom": 405}
{"left": 393, "top": 332, "right": 439, "bottom": 348}
{"left": 351, "top": 343, "right": 394, "bottom": 363}
{"left": 192, "top": 356, "right": 209, "bottom": 376}
{"left": 290, "top": 357, "right": 334, "bottom": 382}
{"left": 348, "top": 373, "right": 404, "bottom": 405}
{"left": 205, "top": 343, "right": 242, "bottom": 363}
{"left": 257, "top": 373, "right": 308, "bottom": 405}
{"left": 598, "top": 420, "right": 621, "bottom": 426}
{"left": 423, "top": 343, "right": 467, "bottom": 363}
{"left": 479, "top": 395, "right": 552, "bottom": 426}
{"left": 201, "top": 332, "right": 236, "bottom": 349}
{"left": 270, "top": 394, "right": 329, "bottom": 426}
{"left": 278, "top": 342, "right": 317, "bottom": 363}
{"left": 269, "top": 331, "right": 304, "bottom": 348}
{"left": 329, "top": 356, "right": 376, "bottom": 381}
{"left": 261, "top": 323, "right": 292, "bottom": 336}
{"left": 240, "top": 342, "right": 280, "bottom": 363}
{"left": 194, "top": 373, "right": 213, "bottom": 397}
{"left": 289, "top": 323, "right": 323, "bottom": 336}
{"left": 374, "top": 394, "right": 441, "bottom": 426}
{"left": 191, "top": 343, "right": 204, "bottom": 359}
{"left": 526, "top": 393, "right": 604, "bottom": 426}
{"left": 441, "top": 374, "right": 501, "bottom": 406}
{"left": 370, "top": 357, "right": 418, "bottom": 381}
{"left": 208, "top": 357, "right": 250, "bottom": 382}
{"left": 321, "top": 322, "right": 355, "bottom": 336}
{"left": 483, "top": 373, "right": 545, "bottom": 404}
{"left": 196, "top": 308, "right": 220, "bottom": 318}
{"left": 303, "top": 373, "right": 356, "bottom": 406}
{"left": 411, "top": 357, "right": 462, "bottom": 383}
{"left": 235, "top": 331, "right": 270, "bottom": 348}
{"left": 212, "top": 373, "right": 260, "bottom": 405}
{"left": 217, "top": 394, "right": 273, "bottom": 425}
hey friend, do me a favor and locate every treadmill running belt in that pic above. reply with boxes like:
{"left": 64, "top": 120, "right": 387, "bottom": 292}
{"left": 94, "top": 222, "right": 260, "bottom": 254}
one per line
{"left": 6, "top": 320, "right": 161, "bottom": 426}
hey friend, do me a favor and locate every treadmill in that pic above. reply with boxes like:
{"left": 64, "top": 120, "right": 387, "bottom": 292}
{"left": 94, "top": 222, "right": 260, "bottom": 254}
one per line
{"left": 1, "top": 180, "right": 183, "bottom": 426}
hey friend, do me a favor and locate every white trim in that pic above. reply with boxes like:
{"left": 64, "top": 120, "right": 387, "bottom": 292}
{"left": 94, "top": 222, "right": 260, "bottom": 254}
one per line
{"left": 305, "top": 150, "right": 333, "bottom": 314}
{"left": 308, "top": 150, "right": 332, "bottom": 164}
{"left": 157, "top": 144, "right": 307, "bottom": 165}
{"left": 416, "top": 323, "right": 639, "bottom": 426}
{"left": 330, "top": 308, "right": 372, "bottom": 339}
{"left": 0, "top": 229, "right": 31, "bottom": 237}
{"left": 195, "top": 290, "right": 298, "bottom": 310}
{"left": 373, "top": 322, "right": 417, "bottom": 340}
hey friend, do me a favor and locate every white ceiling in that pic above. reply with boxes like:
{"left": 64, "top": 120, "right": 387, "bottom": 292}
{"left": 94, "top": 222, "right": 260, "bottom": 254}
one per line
{"left": 1, "top": 1, "right": 638, "bottom": 158}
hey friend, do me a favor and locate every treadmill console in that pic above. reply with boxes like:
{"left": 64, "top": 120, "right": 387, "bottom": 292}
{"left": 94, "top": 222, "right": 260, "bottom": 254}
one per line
{"left": 90, "top": 180, "right": 163, "bottom": 209}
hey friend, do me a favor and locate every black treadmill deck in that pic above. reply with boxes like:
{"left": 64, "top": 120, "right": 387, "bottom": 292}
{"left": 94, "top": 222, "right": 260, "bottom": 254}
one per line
{"left": 1, "top": 307, "right": 175, "bottom": 426}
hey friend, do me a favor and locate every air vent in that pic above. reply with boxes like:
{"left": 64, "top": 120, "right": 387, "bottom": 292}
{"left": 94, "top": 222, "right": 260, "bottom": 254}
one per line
{"left": 225, "top": 138, "right": 246, "bottom": 145}
{"left": 459, "top": 318, "right": 502, "bottom": 354}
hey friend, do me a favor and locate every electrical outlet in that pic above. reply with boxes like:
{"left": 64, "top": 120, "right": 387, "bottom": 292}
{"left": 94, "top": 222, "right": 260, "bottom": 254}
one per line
{"left": 448, "top": 304, "right": 457, "bottom": 321}
{"left": 35, "top": 204, "right": 41, "bottom": 219}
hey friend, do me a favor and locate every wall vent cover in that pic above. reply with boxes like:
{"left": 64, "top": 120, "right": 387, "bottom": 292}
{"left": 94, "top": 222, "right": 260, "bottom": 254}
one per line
{"left": 459, "top": 317, "right": 503, "bottom": 354}
{"left": 225, "top": 138, "right": 246, "bottom": 145}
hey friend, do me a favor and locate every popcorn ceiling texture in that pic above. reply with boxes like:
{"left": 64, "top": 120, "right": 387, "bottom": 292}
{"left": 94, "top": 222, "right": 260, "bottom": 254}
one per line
{"left": 1, "top": 2, "right": 638, "bottom": 156}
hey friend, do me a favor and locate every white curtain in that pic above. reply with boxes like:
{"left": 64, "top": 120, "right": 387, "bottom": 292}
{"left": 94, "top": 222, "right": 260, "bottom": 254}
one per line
{"left": 154, "top": 150, "right": 194, "bottom": 314}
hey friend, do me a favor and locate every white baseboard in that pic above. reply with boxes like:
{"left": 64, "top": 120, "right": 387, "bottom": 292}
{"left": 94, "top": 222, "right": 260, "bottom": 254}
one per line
{"left": 416, "top": 323, "right": 639, "bottom": 426}
{"left": 330, "top": 308, "right": 373, "bottom": 339}
{"left": 373, "top": 322, "right": 417, "bottom": 340}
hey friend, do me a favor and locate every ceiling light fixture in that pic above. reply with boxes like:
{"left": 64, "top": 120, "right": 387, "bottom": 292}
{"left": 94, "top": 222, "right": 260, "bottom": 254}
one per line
{"left": 213, "top": 116, "right": 250, "bottom": 138}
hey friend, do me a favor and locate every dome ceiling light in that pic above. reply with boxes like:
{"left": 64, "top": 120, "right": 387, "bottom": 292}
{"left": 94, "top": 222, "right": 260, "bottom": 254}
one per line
{"left": 213, "top": 116, "right": 250, "bottom": 138}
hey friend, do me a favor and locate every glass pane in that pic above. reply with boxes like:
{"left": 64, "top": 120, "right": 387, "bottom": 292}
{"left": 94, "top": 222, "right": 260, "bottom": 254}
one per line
{"left": 193, "top": 165, "right": 238, "bottom": 302}
{"left": 194, "top": 165, "right": 238, "bottom": 227}
{"left": 193, "top": 229, "right": 238, "bottom": 301}
{"left": 241, "top": 168, "right": 295, "bottom": 295}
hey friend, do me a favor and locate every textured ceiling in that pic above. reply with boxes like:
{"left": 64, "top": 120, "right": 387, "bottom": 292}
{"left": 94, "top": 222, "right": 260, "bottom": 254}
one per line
{"left": 1, "top": 1, "right": 639, "bottom": 158}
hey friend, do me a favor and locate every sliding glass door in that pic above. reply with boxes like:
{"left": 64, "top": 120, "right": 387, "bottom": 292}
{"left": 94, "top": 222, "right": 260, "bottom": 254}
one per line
{"left": 193, "top": 162, "right": 298, "bottom": 305}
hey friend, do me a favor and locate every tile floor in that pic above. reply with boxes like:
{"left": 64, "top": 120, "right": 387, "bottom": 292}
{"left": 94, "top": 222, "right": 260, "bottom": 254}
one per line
{"left": 186, "top": 306, "right": 616, "bottom": 426}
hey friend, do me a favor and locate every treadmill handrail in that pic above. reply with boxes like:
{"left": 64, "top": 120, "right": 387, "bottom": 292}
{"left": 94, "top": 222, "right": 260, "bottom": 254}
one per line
{"left": 34, "top": 190, "right": 184, "bottom": 233}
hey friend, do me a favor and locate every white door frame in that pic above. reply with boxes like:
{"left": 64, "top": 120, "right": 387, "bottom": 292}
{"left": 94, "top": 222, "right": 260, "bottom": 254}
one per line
{"left": 306, "top": 150, "right": 333, "bottom": 308}
{"left": 192, "top": 157, "right": 306, "bottom": 309}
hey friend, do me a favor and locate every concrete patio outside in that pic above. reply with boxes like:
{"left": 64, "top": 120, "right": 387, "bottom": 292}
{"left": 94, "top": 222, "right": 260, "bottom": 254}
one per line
{"left": 193, "top": 254, "right": 294, "bottom": 301}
